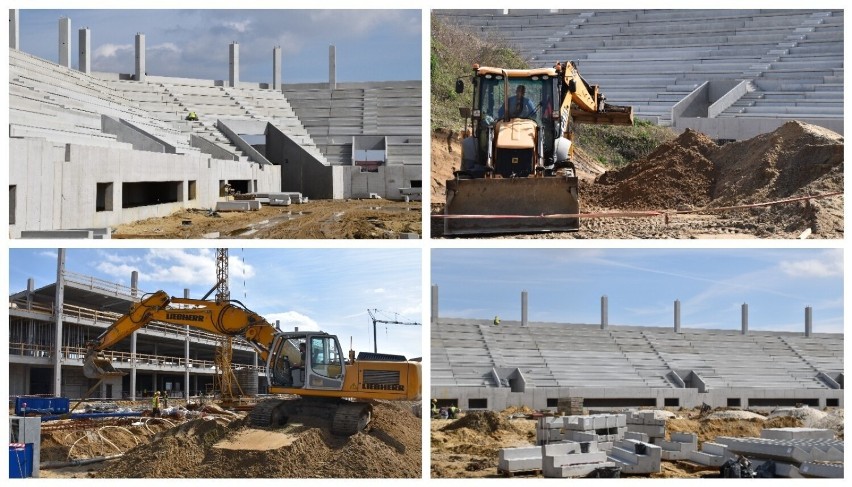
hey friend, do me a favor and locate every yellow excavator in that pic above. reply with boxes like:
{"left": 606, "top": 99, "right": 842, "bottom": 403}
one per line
{"left": 82, "top": 290, "right": 421, "bottom": 436}
{"left": 446, "top": 61, "right": 634, "bottom": 235}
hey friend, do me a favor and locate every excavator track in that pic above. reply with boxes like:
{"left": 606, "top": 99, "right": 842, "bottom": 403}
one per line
{"left": 249, "top": 398, "right": 290, "bottom": 427}
{"left": 330, "top": 402, "right": 373, "bottom": 437}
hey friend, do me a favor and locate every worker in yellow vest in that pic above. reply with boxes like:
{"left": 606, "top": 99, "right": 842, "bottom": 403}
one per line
{"left": 152, "top": 391, "right": 162, "bottom": 418}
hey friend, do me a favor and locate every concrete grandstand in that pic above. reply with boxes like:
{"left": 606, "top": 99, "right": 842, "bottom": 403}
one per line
{"left": 433, "top": 9, "right": 843, "bottom": 139}
{"left": 430, "top": 288, "right": 843, "bottom": 411}
{"left": 8, "top": 11, "right": 422, "bottom": 238}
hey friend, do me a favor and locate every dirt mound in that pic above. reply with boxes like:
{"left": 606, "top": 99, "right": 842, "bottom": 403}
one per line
{"left": 95, "top": 402, "right": 420, "bottom": 478}
{"left": 440, "top": 411, "right": 522, "bottom": 436}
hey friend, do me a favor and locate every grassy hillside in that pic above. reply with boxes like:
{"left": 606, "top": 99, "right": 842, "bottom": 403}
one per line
{"left": 430, "top": 15, "right": 676, "bottom": 168}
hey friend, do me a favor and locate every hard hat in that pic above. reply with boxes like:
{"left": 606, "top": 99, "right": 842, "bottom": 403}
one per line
{"left": 431, "top": 398, "right": 437, "bottom": 404}
{"left": 154, "top": 391, "right": 160, "bottom": 395}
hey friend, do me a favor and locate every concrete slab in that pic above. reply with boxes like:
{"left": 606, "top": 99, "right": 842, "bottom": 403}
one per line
{"left": 498, "top": 445, "right": 542, "bottom": 473}
{"left": 799, "top": 461, "right": 843, "bottom": 478}
{"left": 215, "top": 201, "right": 261, "bottom": 212}
{"left": 760, "top": 428, "right": 835, "bottom": 441}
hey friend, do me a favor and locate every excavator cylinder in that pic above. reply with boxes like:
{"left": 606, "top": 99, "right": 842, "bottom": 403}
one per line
{"left": 83, "top": 350, "right": 126, "bottom": 379}
{"left": 444, "top": 176, "right": 580, "bottom": 235}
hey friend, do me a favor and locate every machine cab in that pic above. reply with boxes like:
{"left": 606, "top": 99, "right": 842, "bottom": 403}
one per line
{"left": 269, "top": 332, "right": 345, "bottom": 391}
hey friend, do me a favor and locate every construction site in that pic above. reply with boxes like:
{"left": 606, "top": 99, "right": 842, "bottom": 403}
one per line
{"left": 8, "top": 249, "right": 422, "bottom": 478}
{"left": 431, "top": 9, "right": 843, "bottom": 238}
{"left": 8, "top": 10, "right": 422, "bottom": 239}
{"left": 430, "top": 283, "right": 843, "bottom": 479}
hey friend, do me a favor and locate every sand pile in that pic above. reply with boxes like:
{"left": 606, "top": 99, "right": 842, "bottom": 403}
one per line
{"left": 95, "top": 402, "right": 421, "bottom": 478}
{"left": 588, "top": 121, "right": 843, "bottom": 234}
{"left": 440, "top": 411, "right": 524, "bottom": 436}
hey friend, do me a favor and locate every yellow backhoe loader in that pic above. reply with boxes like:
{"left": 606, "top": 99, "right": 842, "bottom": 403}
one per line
{"left": 446, "top": 61, "right": 633, "bottom": 235}
{"left": 83, "top": 290, "right": 421, "bottom": 436}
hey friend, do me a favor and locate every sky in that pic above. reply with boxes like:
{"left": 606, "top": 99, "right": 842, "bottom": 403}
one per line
{"left": 8, "top": 248, "right": 423, "bottom": 359}
{"left": 17, "top": 9, "right": 421, "bottom": 83}
{"left": 432, "top": 248, "right": 844, "bottom": 334}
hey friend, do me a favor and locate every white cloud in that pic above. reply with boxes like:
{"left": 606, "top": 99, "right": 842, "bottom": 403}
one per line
{"left": 265, "top": 311, "right": 320, "bottom": 332}
{"left": 779, "top": 250, "right": 843, "bottom": 278}
{"left": 372, "top": 288, "right": 386, "bottom": 294}
{"left": 220, "top": 20, "right": 252, "bottom": 33}
{"left": 93, "top": 43, "right": 132, "bottom": 59}
{"left": 38, "top": 250, "right": 58, "bottom": 259}
{"left": 151, "top": 42, "right": 180, "bottom": 53}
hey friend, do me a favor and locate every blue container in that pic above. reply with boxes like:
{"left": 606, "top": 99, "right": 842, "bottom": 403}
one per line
{"left": 14, "top": 396, "right": 70, "bottom": 416}
{"left": 9, "top": 444, "right": 33, "bottom": 479}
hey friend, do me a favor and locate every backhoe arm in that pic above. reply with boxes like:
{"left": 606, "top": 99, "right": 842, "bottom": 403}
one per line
{"left": 559, "top": 61, "right": 634, "bottom": 126}
{"left": 84, "top": 291, "right": 279, "bottom": 379}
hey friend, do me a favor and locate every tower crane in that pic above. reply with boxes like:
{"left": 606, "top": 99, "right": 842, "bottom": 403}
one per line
{"left": 367, "top": 308, "right": 421, "bottom": 354}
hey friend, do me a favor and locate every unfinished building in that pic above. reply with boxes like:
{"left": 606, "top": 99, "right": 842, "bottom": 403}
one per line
{"left": 434, "top": 9, "right": 843, "bottom": 139}
{"left": 430, "top": 287, "right": 844, "bottom": 411}
{"left": 8, "top": 256, "right": 265, "bottom": 399}
{"left": 8, "top": 11, "right": 422, "bottom": 238}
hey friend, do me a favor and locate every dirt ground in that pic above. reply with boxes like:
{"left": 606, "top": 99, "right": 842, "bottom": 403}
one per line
{"left": 430, "top": 406, "right": 844, "bottom": 479}
{"left": 38, "top": 400, "right": 421, "bottom": 478}
{"left": 113, "top": 199, "right": 422, "bottom": 239}
{"left": 432, "top": 121, "right": 843, "bottom": 239}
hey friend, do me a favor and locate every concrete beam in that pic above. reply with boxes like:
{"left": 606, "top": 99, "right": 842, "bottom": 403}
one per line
{"left": 229, "top": 42, "right": 239, "bottom": 87}
{"left": 521, "top": 290, "right": 528, "bottom": 327}
{"left": 431, "top": 285, "right": 439, "bottom": 325}
{"left": 53, "top": 249, "right": 66, "bottom": 396}
{"left": 741, "top": 303, "right": 748, "bottom": 335}
{"left": 58, "top": 17, "right": 71, "bottom": 68}
{"left": 78, "top": 28, "right": 90, "bottom": 73}
{"left": 10, "top": 9, "right": 19, "bottom": 49}
{"left": 805, "top": 306, "right": 812, "bottom": 337}
{"left": 272, "top": 46, "right": 281, "bottom": 90}
{"left": 600, "top": 295, "right": 608, "bottom": 329}
{"left": 135, "top": 33, "right": 145, "bottom": 82}
{"left": 674, "top": 299, "right": 681, "bottom": 332}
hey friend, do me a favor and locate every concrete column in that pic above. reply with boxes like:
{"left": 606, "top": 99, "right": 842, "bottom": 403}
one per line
{"left": 53, "top": 249, "right": 66, "bottom": 396}
{"left": 272, "top": 46, "right": 281, "bottom": 90}
{"left": 805, "top": 306, "right": 813, "bottom": 337}
{"left": 78, "top": 28, "right": 90, "bottom": 73}
{"left": 58, "top": 17, "right": 71, "bottom": 68}
{"left": 674, "top": 299, "right": 681, "bottom": 332}
{"left": 27, "top": 278, "right": 35, "bottom": 353}
{"left": 10, "top": 9, "right": 19, "bottom": 49}
{"left": 741, "top": 303, "right": 748, "bottom": 335}
{"left": 521, "top": 290, "right": 528, "bottom": 326}
{"left": 130, "top": 271, "right": 139, "bottom": 297}
{"left": 600, "top": 295, "right": 608, "bottom": 329}
{"left": 184, "top": 288, "right": 191, "bottom": 399}
{"left": 431, "top": 285, "right": 439, "bottom": 325}
{"left": 229, "top": 41, "right": 239, "bottom": 87}
{"left": 328, "top": 44, "right": 336, "bottom": 90}
{"left": 135, "top": 33, "right": 145, "bottom": 82}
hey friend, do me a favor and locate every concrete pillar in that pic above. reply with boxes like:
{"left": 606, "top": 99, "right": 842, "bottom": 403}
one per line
{"left": 10, "top": 9, "right": 19, "bottom": 50}
{"left": 78, "top": 28, "right": 90, "bottom": 73}
{"left": 674, "top": 299, "right": 681, "bottom": 332}
{"left": 58, "top": 17, "right": 71, "bottom": 68}
{"left": 741, "top": 303, "right": 748, "bottom": 335}
{"left": 184, "top": 288, "right": 191, "bottom": 399}
{"left": 130, "top": 271, "right": 139, "bottom": 297}
{"left": 431, "top": 285, "right": 439, "bottom": 325}
{"left": 26, "top": 278, "right": 34, "bottom": 310}
{"left": 134, "top": 33, "right": 146, "bottom": 82}
{"left": 328, "top": 44, "right": 336, "bottom": 90}
{"left": 53, "top": 249, "right": 66, "bottom": 396}
{"left": 521, "top": 290, "right": 528, "bottom": 326}
{"left": 272, "top": 46, "right": 281, "bottom": 90}
{"left": 229, "top": 41, "right": 239, "bottom": 87}
{"left": 600, "top": 295, "right": 608, "bottom": 329}
{"left": 805, "top": 306, "right": 813, "bottom": 337}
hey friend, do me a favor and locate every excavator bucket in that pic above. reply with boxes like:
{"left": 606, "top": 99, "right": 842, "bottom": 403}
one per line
{"left": 444, "top": 176, "right": 580, "bottom": 236}
{"left": 571, "top": 104, "right": 634, "bottom": 126}
{"left": 83, "top": 350, "right": 126, "bottom": 379}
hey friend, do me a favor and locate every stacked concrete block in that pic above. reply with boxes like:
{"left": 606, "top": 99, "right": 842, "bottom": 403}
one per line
{"left": 608, "top": 439, "right": 662, "bottom": 474}
{"left": 537, "top": 414, "right": 627, "bottom": 449}
{"left": 799, "top": 461, "right": 843, "bottom": 478}
{"left": 760, "top": 428, "right": 835, "bottom": 441}
{"left": 715, "top": 436, "right": 844, "bottom": 464}
{"left": 497, "top": 445, "right": 542, "bottom": 475}
{"left": 254, "top": 192, "right": 307, "bottom": 204}
{"left": 624, "top": 431, "right": 649, "bottom": 442}
{"left": 658, "top": 432, "right": 698, "bottom": 460}
{"left": 687, "top": 441, "right": 730, "bottom": 467}
{"left": 626, "top": 411, "right": 666, "bottom": 443}
{"left": 542, "top": 441, "right": 615, "bottom": 478}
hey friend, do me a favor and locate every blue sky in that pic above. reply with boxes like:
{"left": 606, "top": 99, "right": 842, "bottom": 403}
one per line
{"left": 9, "top": 248, "right": 423, "bottom": 359}
{"left": 17, "top": 9, "right": 421, "bottom": 83}
{"left": 432, "top": 248, "right": 843, "bottom": 334}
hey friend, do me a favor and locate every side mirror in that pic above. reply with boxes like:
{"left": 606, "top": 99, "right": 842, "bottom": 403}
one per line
{"left": 455, "top": 79, "right": 464, "bottom": 94}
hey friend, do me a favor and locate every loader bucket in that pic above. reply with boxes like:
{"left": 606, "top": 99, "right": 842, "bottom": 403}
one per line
{"left": 444, "top": 176, "right": 580, "bottom": 236}
{"left": 83, "top": 350, "right": 126, "bottom": 379}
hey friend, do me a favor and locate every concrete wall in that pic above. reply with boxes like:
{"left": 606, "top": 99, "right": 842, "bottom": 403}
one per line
{"left": 266, "top": 125, "right": 339, "bottom": 199}
{"left": 9, "top": 138, "right": 281, "bottom": 237}
{"left": 432, "top": 385, "right": 844, "bottom": 411}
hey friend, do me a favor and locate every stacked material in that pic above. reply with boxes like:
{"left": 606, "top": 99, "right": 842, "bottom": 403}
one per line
{"left": 542, "top": 441, "right": 616, "bottom": 478}
{"left": 608, "top": 439, "right": 662, "bottom": 474}
{"left": 537, "top": 414, "right": 627, "bottom": 450}
{"left": 626, "top": 411, "right": 666, "bottom": 443}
